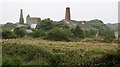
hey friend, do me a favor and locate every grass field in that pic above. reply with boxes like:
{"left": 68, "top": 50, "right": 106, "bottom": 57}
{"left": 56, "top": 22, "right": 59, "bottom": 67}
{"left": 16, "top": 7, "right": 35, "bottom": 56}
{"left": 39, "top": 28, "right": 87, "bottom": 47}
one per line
{"left": 1, "top": 38, "right": 120, "bottom": 66}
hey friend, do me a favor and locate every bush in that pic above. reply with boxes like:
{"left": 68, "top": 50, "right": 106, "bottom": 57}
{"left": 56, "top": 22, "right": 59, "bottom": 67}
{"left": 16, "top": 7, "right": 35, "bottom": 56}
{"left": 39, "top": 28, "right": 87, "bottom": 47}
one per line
{"left": 104, "top": 36, "right": 114, "bottom": 43}
{"left": 32, "top": 29, "right": 45, "bottom": 38}
{"left": 93, "top": 50, "right": 120, "bottom": 66}
{"left": 36, "top": 18, "right": 56, "bottom": 31}
{"left": 2, "top": 30, "right": 16, "bottom": 39}
{"left": 2, "top": 56, "right": 23, "bottom": 65}
{"left": 46, "top": 28, "right": 73, "bottom": 41}
{"left": 2, "top": 43, "right": 51, "bottom": 65}
{"left": 99, "top": 30, "right": 114, "bottom": 43}
{"left": 84, "top": 29, "right": 96, "bottom": 38}
{"left": 71, "top": 26, "right": 84, "bottom": 39}
{"left": 13, "top": 28, "right": 26, "bottom": 37}
{"left": 49, "top": 53, "right": 64, "bottom": 66}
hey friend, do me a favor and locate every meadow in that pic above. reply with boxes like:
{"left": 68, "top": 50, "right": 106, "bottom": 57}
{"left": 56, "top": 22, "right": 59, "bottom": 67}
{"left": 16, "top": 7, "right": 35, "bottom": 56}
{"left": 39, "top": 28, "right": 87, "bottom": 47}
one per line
{"left": 1, "top": 38, "right": 120, "bottom": 66}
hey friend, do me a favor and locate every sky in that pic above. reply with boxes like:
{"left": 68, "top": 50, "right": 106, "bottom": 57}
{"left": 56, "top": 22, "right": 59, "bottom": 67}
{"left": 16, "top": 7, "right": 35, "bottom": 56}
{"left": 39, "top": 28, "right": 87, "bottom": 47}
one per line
{"left": 0, "top": 0, "right": 120, "bottom": 24}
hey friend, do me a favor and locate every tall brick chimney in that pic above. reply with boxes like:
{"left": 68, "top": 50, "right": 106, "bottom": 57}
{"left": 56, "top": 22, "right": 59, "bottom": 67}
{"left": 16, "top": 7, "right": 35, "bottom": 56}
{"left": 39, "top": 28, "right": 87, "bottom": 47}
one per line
{"left": 65, "top": 7, "right": 71, "bottom": 21}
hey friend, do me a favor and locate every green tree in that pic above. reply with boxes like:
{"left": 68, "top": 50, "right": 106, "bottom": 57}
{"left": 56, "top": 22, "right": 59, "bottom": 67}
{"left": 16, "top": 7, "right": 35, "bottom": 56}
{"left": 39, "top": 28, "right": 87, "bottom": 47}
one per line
{"left": 46, "top": 28, "right": 73, "bottom": 41}
{"left": 84, "top": 29, "right": 96, "bottom": 38}
{"left": 2, "top": 22, "right": 16, "bottom": 30}
{"left": 32, "top": 29, "right": 45, "bottom": 38}
{"left": 99, "top": 30, "right": 114, "bottom": 43}
{"left": 36, "top": 18, "right": 56, "bottom": 31}
{"left": 13, "top": 28, "right": 26, "bottom": 37}
{"left": 71, "top": 26, "right": 84, "bottom": 39}
{"left": 2, "top": 30, "right": 16, "bottom": 39}
{"left": 55, "top": 23, "right": 70, "bottom": 29}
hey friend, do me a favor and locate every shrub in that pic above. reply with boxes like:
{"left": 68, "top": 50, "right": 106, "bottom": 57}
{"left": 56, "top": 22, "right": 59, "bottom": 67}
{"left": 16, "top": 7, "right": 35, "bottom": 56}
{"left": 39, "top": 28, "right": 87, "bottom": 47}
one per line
{"left": 104, "top": 36, "right": 114, "bottom": 43}
{"left": 13, "top": 28, "right": 26, "bottom": 37}
{"left": 2, "top": 30, "right": 16, "bottom": 39}
{"left": 32, "top": 29, "right": 45, "bottom": 38}
{"left": 36, "top": 18, "right": 56, "bottom": 31}
{"left": 46, "top": 28, "right": 73, "bottom": 41}
{"left": 2, "top": 56, "right": 23, "bottom": 65}
{"left": 71, "top": 26, "right": 84, "bottom": 39}
{"left": 84, "top": 29, "right": 96, "bottom": 38}
{"left": 48, "top": 53, "right": 64, "bottom": 66}
{"left": 100, "top": 30, "right": 114, "bottom": 43}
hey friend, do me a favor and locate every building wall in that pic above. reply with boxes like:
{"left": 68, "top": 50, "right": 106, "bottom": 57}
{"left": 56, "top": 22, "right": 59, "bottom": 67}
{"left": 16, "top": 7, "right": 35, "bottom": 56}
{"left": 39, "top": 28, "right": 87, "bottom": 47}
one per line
{"left": 26, "top": 17, "right": 39, "bottom": 25}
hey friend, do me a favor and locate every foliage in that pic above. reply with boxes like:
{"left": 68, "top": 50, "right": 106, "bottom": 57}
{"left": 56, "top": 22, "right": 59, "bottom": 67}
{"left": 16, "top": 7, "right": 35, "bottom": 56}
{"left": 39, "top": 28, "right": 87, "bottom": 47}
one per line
{"left": 36, "top": 18, "right": 56, "bottom": 31}
{"left": 49, "top": 53, "right": 64, "bottom": 66}
{"left": 2, "top": 43, "right": 51, "bottom": 65}
{"left": 2, "top": 56, "right": 23, "bottom": 65}
{"left": 2, "top": 22, "right": 16, "bottom": 30}
{"left": 106, "top": 23, "right": 118, "bottom": 32}
{"left": 2, "top": 38, "right": 119, "bottom": 65}
{"left": 45, "top": 28, "right": 73, "bottom": 41}
{"left": 2, "top": 19, "right": 117, "bottom": 42}
{"left": 13, "top": 28, "right": 26, "bottom": 37}
{"left": 93, "top": 49, "right": 120, "bottom": 65}
{"left": 71, "top": 26, "right": 84, "bottom": 39}
{"left": 2, "top": 30, "right": 16, "bottom": 39}
{"left": 89, "top": 19, "right": 109, "bottom": 30}
{"left": 55, "top": 23, "right": 70, "bottom": 29}
{"left": 99, "top": 30, "right": 114, "bottom": 43}
{"left": 31, "top": 29, "right": 45, "bottom": 38}
{"left": 83, "top": 29, "right": 96, "bottom": 38}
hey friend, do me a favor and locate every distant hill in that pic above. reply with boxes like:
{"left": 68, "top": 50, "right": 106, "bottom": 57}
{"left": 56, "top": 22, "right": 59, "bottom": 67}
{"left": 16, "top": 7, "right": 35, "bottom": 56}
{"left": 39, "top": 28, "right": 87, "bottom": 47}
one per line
{"left": 106, "top": 23, "right": 118, "bottom": 32}
{"left": 59, "top": 19, "right": 109, "bottom": 31}
{"left": 2, "top": 19, "right": 110, "bottom": 32}
{"left": 1, "top": 22, "right": 17, "bottom": 30}
{"left": 88, "top": 19, "right": 109, "bottom": 30}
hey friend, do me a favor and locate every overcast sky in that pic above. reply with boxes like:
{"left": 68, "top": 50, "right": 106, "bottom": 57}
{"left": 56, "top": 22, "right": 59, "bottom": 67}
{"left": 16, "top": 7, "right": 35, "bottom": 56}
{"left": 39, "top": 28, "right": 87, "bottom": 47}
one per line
{"left": 0, "top": 0, "right": 120, "bottom": 24}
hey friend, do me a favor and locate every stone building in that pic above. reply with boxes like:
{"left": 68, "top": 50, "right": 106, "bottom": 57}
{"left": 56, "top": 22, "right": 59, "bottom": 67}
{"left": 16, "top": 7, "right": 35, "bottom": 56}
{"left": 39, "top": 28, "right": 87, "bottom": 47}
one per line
{"left": 26, "top": 14, "right": 40, "bottom": 26}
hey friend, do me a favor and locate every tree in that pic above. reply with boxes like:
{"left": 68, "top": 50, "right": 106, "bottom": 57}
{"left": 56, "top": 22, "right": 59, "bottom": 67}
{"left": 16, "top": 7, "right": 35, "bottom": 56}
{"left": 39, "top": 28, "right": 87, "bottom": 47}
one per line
{"left": 99, "top": 30, "right": 114, "bottom": 43}
{"left": 36, "top": 18, "right": 56, "bottom": 31}
{"left": 13, "top": 28, "right": 26, "bottom": 37}
{"left": 84, "top": 29, "right": 96, "bottom": 38}
{"left": 2, "top": 30, "right": 16, "bottom": 39}
{"left": 32, "top": 29, "right": 45, "bottom": 38}
{"left": 55, "top": 23, "right": 70, "bottom": 29}
{"left": 71, "top": 26, "right": 84, "bottom": 39}
{"left": 2, "top": 22, "right": 16, "bottom": 30}
{"left": 46, "top": 28, "right": 73, "bottom": 41}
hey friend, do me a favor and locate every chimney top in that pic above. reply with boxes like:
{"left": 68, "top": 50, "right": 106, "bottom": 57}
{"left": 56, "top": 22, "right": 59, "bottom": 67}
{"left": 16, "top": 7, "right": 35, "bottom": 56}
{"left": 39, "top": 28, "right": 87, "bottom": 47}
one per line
{"left": 65, "top": 7, "right": 71, "bottom": 21}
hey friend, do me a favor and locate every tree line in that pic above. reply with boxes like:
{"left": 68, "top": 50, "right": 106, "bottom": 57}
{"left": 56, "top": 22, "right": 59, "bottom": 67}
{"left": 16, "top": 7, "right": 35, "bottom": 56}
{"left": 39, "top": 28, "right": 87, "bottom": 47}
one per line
{"left": 2, "top": 18, "right": 120, "bottom": 43}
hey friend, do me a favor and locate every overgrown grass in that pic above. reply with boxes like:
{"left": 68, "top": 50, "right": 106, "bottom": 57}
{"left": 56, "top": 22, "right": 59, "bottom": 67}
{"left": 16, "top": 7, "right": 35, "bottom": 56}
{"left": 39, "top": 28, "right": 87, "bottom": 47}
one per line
{"left": 1, "top": 38, "right": 120, "bottom": 66}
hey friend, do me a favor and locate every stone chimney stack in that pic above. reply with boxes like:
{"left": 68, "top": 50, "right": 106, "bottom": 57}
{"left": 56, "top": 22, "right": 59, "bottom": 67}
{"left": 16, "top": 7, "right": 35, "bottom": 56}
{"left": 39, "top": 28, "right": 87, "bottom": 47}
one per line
{"left": 19, "top": 9, "right": 24, "bottom": 24}
{"left": 65, "top": 7, "right": 71, "bottom": 21}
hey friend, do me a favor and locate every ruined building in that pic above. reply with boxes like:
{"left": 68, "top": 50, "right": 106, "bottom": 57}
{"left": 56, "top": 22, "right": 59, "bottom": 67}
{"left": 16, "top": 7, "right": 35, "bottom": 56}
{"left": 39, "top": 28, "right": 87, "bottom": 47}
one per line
{"left": 26, "top": 14, "right": 40, "bottom": 26}
{"left": 18, "top": 9, "right": 41, "bottom": 29}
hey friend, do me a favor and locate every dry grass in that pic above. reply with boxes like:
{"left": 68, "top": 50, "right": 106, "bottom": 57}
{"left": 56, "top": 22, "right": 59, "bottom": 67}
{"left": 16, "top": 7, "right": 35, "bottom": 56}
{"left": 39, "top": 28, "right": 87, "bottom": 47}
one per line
{"left": 2, "top": 37, "right": 118, "bottom": 51}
